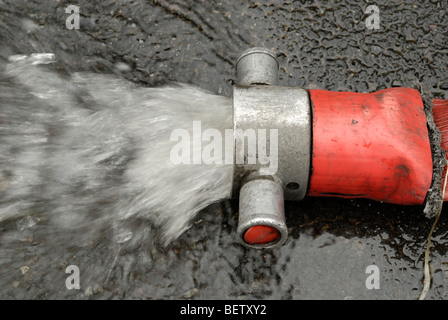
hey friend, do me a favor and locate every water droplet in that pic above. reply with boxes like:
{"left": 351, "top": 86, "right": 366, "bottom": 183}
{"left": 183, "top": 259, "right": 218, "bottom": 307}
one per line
{"left": 115, "top": 62, "right": 131, "bottom": 72}
{"left": 114, "top": 231, "right": 133, "bottom": 244}
{"left": 20, "top": 266, "right": 30, "bottom": 275}
{"left": 17, "top": 216, "right": 40, "bottom": 231}
{"left": 183, "top": 288, "right": 198, "bottom": 299}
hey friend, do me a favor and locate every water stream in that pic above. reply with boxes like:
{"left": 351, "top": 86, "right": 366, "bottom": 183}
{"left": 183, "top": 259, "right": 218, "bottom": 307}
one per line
{"left": 0, "top": 54, "right": 235, "bottom": 297}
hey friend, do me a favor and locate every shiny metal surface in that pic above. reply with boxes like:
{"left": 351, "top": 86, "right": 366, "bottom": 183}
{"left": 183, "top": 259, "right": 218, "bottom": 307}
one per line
{"left": 237, "top": 177, "right": 288, "bottom": 249}
{"left": 232, "top": 85, "right": 311, "bottom": 201}
{"left": 236, "top": 47, "right": 279, "bottom": 86}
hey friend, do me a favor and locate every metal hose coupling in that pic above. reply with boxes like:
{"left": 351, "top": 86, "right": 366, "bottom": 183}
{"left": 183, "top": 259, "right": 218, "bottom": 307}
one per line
{"left": 232, "top": 47, "right": 447, "bottom": 250}
{"left": 233, "top": 47, "right": 312, "bottom": 249}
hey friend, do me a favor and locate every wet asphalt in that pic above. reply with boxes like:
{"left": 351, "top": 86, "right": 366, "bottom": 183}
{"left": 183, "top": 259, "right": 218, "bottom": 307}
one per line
{"left": 0, "top": 0, "right": 448, "bottom": 300}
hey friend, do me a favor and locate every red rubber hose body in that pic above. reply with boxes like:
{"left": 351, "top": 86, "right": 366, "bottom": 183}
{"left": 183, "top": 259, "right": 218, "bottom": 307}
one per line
{"left": 307, "top": 87, "right": 433, "bottom": 205}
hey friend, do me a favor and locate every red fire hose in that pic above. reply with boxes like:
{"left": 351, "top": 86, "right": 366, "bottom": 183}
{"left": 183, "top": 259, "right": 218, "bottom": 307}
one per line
{"left": 234, "top": 47, "right": 448, "bottom": 247}
{"left": 307, "top": 87, "right": 434, "bottom": 205}
{"left": 245, "top": 88, "right": 448, "bottom": 245}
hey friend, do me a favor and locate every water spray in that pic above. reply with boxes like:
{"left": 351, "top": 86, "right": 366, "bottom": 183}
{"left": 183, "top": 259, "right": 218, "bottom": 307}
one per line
{"left": 232, "top": 47, "right": 448, "bottom": 249}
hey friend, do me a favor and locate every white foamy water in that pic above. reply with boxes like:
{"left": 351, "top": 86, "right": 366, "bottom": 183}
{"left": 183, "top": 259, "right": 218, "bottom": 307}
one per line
{"left": 0, "top": 53, "right": 233, "bottom": 246}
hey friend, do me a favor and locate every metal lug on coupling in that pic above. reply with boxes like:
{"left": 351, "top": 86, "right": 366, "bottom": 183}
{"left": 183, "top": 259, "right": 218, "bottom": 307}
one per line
{"left": 237, "top": 175, "right": 288, "bottom": 249}
{"left": 236, "top": 47, "right": 279, "bottom": 86}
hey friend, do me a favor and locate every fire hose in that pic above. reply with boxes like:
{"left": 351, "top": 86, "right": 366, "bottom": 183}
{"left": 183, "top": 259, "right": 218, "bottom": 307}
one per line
{"left": 231, "top": 47, "right": 448, "bottom": 249}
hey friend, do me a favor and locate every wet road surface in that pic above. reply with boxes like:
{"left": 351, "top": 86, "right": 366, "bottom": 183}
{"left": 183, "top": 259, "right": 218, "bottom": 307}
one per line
{"left": 0, "top": 0, "right": 448, "bottom": 300}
